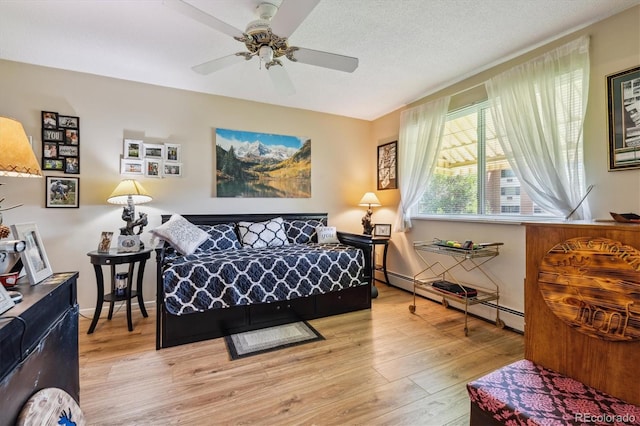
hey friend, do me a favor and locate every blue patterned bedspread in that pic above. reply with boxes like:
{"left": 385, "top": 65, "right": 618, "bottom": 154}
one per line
{"left": 162, "top": 243, "right": 366, "bottom": 315}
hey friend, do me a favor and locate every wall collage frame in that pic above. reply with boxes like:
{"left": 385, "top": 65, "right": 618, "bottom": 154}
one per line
{"left": 120, "top": 139, "right": 182, "bottom": 178}
{"left": 42, "top": 110, "right": 81, "bottom": 209}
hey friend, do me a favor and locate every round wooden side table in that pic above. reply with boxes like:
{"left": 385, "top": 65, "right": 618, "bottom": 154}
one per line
{"left": 86, "top": 248, "right": 151, "bottom": 333}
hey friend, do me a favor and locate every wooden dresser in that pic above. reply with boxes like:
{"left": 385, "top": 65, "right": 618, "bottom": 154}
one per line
{"left": 524, "top": 221, "right": 640, "bottom": 405}
{"left": 0, "top": 272, "right": 79, "bottom": 424}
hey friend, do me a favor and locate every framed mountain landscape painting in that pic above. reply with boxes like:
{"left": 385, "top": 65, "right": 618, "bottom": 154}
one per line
{"left": 215, "top": 128, "right": 311, "bottom": 198}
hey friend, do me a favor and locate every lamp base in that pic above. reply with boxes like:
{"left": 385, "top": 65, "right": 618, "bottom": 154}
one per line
{"left": 362, "top": 210, "right": 374, "bottom": 235}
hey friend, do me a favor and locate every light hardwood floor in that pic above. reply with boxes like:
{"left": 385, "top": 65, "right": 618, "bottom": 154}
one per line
{"left": 78, "top": 284, "right": 524, "bottom": 425}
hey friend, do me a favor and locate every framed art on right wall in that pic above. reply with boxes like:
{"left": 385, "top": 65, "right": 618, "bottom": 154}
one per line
{"left": 607, "top": 65, "right": 640, "bottom": 170}
{"left": 377, "top": 141, "right": 397, "bottom": 190}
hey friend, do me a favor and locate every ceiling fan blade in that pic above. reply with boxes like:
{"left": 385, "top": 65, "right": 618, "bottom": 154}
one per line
{"left": 289, "top": 47, "right": 358, "bottom": 73}
{"left": 192, "top": 53, "right": 247, "bottom": 75}
{"left": 270, "top": 0, "right": 320, "bottom": 37}
{"left": 268, "top": 65, "right": 296, "bottom": 96}
{"left": 163, "top": 0, "right": 244, "bottom": 39}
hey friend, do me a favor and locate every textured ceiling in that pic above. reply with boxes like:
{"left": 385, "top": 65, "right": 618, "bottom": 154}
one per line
{"left": 1, "top": 0, "right": 638, "bottom": 121}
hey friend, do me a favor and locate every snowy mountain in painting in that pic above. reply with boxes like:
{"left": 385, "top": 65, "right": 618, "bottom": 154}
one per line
{"left": 218, "top": 140, "right": 298, "bottom": 161}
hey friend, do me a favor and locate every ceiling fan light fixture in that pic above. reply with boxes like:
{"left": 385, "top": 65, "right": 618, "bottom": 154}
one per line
{"left": 256, "top": 2, "right": 278, "bottom": 21}
{"left": 259, "top": 45, "right": 274, "bottom": 63}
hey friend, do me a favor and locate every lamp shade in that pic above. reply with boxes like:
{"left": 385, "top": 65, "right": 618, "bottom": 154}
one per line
{"left": 107, "top": 179, "right": 152, "bottom": 205}
{"left": 0, "top": 117, "right": 43, "bottom": 177}
{"left": 358, "top": 192, "right": 381, "bottom": 207}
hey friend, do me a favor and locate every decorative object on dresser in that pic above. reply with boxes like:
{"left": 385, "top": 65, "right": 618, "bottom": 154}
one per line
{"left": 10, "top": 222, "right": 53, "bottom": 285}
{"left": 41, "top": 111, "right": 80, "bottom": 174}
{"left": 358, "top": 192, "right": 381, "bottom": 235}
{"left": 154, "top": 213, "right": 373, "bottom": 349}
{"left": 107, "top": 179, "right": 152, "bottom": 251}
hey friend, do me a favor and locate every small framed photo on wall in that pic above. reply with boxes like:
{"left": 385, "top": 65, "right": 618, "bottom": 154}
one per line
{"left": 121, "top": 159, "right": 144, "bottom": 175}
{"left": 143, "top": 143, "right": 164, "bottom": 159}
{"left": 124, "top": 139, "right": 143, "bottom": 159}
{"left": 163, "top": 162, "right": 182, "bottom": 177}
{"left": 164, "top": 143, "right": 181, "bottom": 162}
{"left": 145, "top": 158, "right": 162, "bottom": 178}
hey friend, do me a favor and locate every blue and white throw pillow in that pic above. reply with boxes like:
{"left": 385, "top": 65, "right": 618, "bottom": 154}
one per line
{"left": 285, "top": 219, "right": 325, "bottom": 244}
{"left": 196, "top": 223, "right": 241, "bottom": 252}
{"left": 237, "top": 217, "right": 290, "bottom": 248}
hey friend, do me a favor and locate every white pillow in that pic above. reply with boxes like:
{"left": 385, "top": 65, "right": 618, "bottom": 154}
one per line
{"left": 237, "top": 217, "right": 290, "bottom": 248}
{"left": 316, "top": 226, "right": 339, "bottom": 244}
{"left": 151, "top": 214, "right": 208, "bottom": 255}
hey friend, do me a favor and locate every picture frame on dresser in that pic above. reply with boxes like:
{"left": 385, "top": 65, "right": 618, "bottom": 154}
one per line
{"left": 0, "top": 284, "right": 15, "bottom": 314}
{"left": 11, "top": 223, "right": 53, "bottom": 285}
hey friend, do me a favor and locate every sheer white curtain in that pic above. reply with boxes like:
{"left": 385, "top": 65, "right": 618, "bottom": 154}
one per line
{"left": 395, "top": 96, "right": 450, "bottom": 231}
{"left": 486, "top": 36, "right": 591, "bottom": 220}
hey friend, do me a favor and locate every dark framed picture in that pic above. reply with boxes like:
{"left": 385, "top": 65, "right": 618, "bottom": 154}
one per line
{"left": 58, "top": 115, "right": 79, "bottom": 129}
{"left": 45, "top": 176, "right": 79, "bottom": 208}
{"left": 64, "top": 128, "right": 79, "bottom": 145}
{"left": 65, "top": 157, "right": 79, "bottom": 174}
{"left": 374, "top": 223, "right": 392, "bottom": 237}
{"left": 377, "top": 141, "right": 397, "bottom": 190}
{"left": 58, "top": 145, "right": 79, "bottom": 156}
{"left": 43, "top": 142, "right": 58, "bottom": 159}
{"left": 607, "top": 65, "right": 640, "bottom": 171}
{"left": 43, "top": 158, "right": 64, "bottom": 171}
{"left": 42, "top": 128, "right": 64, "bottom": 142}
{"left": 42, "top": 111, "right": 58, "bottom": 129}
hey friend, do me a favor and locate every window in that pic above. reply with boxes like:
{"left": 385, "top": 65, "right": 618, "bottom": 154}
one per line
{"left": 416, "top": 101, "right": 553, "bottom": 218}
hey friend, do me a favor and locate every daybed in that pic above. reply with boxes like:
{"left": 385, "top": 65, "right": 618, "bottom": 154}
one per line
{"left": 154, "top": 213, "right": 372, "bottom": 349}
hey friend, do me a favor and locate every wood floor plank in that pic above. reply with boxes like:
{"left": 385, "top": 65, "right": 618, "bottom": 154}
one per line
{"left": 78, "top": 284, "right": 524, "bottom": 425}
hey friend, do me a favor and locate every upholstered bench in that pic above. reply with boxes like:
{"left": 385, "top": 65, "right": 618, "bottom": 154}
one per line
{"left": 467, "top": 359, "right": 640, "bottom": 425}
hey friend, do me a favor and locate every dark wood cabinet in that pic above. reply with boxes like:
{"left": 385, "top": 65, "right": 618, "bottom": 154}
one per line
{"left": 0, "top": 272, "right": 79, "bottom": 425}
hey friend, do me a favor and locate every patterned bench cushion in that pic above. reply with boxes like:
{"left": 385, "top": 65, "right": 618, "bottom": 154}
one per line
{"left": 467, "top": 359, "right": 640, "bottom": 425}
{"left": 162, "top": 242, "right": 365, "bottom": 316}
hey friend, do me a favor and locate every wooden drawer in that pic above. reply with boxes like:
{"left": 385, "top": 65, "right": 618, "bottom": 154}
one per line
{"left": 316, "top": 285, "right": 371, "bottom": 315}
{"left": 250, "top": 296, "right": 314, "bottom": 324}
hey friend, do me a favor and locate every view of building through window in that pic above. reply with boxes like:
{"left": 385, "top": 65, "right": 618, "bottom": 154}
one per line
{"left": 417, "top": 102, "right": 550, "bottom": 217}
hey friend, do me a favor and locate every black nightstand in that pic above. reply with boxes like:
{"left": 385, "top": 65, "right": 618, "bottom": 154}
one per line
{"left": 336, "top": 232, "right": 390, "bottom": 299}
{"left": 86, "top": 248, "right": 151, "bottom": 333}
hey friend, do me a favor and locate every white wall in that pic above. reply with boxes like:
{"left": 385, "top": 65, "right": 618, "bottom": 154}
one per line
{"left": 0, "top": 60, "right": 372, "bottom": 311}
{"left": 370, "top": 6, "right": 640, "bottom": 332}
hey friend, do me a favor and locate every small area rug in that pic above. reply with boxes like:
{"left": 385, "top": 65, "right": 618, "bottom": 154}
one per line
{"left": 224, "top": 321, "right": 324, "bottom": 360}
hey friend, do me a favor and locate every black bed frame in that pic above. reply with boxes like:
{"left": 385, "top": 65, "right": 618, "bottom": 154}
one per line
{"left": 155, "top": 213, "right": 373, "bottom": 349}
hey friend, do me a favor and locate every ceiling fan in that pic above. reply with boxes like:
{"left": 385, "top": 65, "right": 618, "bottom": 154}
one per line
{"left": 164, "top": 0, "right": 359, "bottom": 95}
